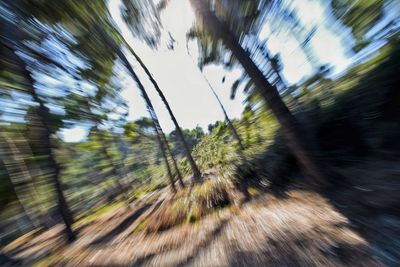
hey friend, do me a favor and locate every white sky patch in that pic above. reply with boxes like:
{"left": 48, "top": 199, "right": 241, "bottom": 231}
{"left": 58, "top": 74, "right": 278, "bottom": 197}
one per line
{"left": 265, "top": 33, "right": 313, "bottom": 84}
{"left": 59, "top": 127, "right": 88, "bottom": 143}
{"left": 291, "top": 0, "right": 324, "bottom": 27}
{"left": 310, "top": 25, "right": 351, "bottom": 73}
{"left": 259, "top": 0, "right": 353, "bottom": 83}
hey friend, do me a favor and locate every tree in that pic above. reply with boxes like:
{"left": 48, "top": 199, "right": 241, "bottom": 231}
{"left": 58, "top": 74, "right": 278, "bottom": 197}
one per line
{"left": 185, "top": 39, "right": 244, "bottom": 150}
{"left": 331, "top": 0, "right": 385, "bottom": 51}
{"left": 123, "top": 118, "right": 164, "bottom": 177}
{"left": 124, "top": 45, "right": 200, "bottom": 184}
{"left": 121, "top": 0, "right": 162, "bottom": 47}
{"left": 66, "top": 79, "right": 132, "bottom": 202}
{"left": 120, "top": 0, "right": 198, "bottom": 183}
{"left": 202, "top": 72, "right": 245, "bottom": 150}
{"left": 0, "top": 0, "right": 130, "bottom": 241}
{"left": 28, "top": 0, "right": 182, "bottom": 192}
{"left": 96, "top": 26, "right": 178, "bottom": 192}
{"left": 189, "top": 0, "right": 327, "bottom": 185}
{"left": 0, "top": 19, "right": 76, "bottom": 240}
{"left": 95, "top": 129, "right": 130, "bottom": 201}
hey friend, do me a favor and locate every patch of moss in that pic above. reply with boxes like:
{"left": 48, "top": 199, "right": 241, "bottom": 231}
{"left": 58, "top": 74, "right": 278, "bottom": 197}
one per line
{"left": 248, "top": 187, "right": 259, "bottom": 196}
{"left": 73, "top": 201, "right": 125, "bottom": 227}
{"left": 132, "top": 218, "right": 149, "bottom": 233}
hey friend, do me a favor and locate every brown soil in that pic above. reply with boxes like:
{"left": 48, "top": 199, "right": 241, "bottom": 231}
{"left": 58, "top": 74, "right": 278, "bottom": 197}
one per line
{"left": 4, "top": 181, "right": 397, "bottom": 267}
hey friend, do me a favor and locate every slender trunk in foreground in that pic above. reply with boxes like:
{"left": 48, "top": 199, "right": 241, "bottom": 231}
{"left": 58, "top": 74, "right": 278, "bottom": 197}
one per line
{"left": 186, "top": 44, "right": 244, "bottom": 150}
{"left": 160, "top": 130, "right": 185, "bottom": 188}
{"left": 125, "top": 44, "right": 200, "bottom": 184}
{"left": 201, "top": 72, "right": 245, "bottom": 150}
{"left": 97, "top": 26, "right": 177, "bottom": 192}
{"left": 189, "top": 0, "right": 327, "bottom": 186}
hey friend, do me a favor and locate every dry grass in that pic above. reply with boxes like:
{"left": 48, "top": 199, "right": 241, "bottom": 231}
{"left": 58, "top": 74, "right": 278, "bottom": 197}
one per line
{"left": 138, "top": 178, "right": 232, "bottom": 233}
{"left": 6, "top": 186, "right": 390, "bottom": 266}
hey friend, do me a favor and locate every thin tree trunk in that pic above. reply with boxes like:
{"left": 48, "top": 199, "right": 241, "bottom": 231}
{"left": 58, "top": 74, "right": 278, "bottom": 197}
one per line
{"left": 96, "top": 25, "right": 177, "bottom": 192}
{"left": 111, "top": 133, "right": 133, "bottom": 186}
{"left": 201, "top": 72, "right": 245, "bottom": 150}
{"left": 159, "top": 129, "right": 185, "bottom": 188}
{"left": 125, "top": 44, "right": 198, "bottom": 185}
{"left": 17, "top": 135, "right": 53, "bottom": 229}
{"left": 186, "top": 44, "right": 244, "bottom": 150}
{"left": 152, "top": 119, "right": 177, "bottom": 193}
{"left": 189, "top": 0, "right": 327, "bottom": 186}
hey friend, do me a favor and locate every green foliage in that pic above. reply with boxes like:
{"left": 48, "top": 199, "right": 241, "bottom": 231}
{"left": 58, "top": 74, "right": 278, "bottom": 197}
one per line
{"left": 234, "top": 39, "right": 400, "bottom": 189}
{"left": 331, "top": 0, "right": 384, "bottom": 43}
{"left": 187, "top": 0, "right": 270, "bottom": 68}
{"left": 121, "top": 0, "right": 162, "bottom": 47}
{"left": 177, "top": 107, "right": 278, "bottom": 178}
{"left": 1, "top": 0, "right": 399, "bottom": 251}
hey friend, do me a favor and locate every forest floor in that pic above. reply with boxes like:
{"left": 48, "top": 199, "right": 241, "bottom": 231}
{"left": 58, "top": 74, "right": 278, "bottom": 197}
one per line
{"left": 3, "top": 171, "right": 400, "bottom": 266}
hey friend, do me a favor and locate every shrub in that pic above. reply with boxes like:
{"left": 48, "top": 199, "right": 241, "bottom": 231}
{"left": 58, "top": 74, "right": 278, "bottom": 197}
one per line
{"left": 137, "top": 178, "right": 232, "bottom": 233}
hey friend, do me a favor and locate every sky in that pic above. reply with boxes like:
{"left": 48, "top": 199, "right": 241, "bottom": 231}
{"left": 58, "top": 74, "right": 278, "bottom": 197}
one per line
{"left": 110, "top": 0, "right": 246, "bottom": 131}
{"left": 61, "top": 0, "right": 352, "bottom": 142}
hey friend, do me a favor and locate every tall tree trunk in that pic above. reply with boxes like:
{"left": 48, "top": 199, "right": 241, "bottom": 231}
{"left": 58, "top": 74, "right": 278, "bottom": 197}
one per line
{"left": 96, "top": 26, "right": 177, "bottom": 192}
{"left": 1, "top": 36, "right": 76, "bottom": 241}
{"left": 159, "top": 128, "right": 185, "bottom": 188}
{"left": 3, "top": 136, "right": 40, "bottom": 228}
{"left": 186, "top": 44, "right": 244, "bottom": 150}
{"left": 201, "top": 71, "right": 245, "bottom": 150}
{"left": 189, "top": 0, "right": 327, "bottom": 186}
{"left": 125, "top": 44, "right": 198, "bottom": 185}
{"left": 152, "top": 119, "right": 177, "bottom": 193}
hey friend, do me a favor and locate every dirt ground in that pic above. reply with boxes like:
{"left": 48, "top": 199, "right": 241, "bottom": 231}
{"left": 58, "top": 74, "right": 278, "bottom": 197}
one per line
{"left": 5, "top": 181, "right": 400, "bottom": 267}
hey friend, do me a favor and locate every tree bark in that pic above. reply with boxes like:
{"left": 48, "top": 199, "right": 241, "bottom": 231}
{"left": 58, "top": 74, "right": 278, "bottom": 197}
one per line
{"left": 125, "top": 45, "right": 198, "bottom": 185}
{"left": 186, "top": 43, "right": 244, "bottom": 150}
{"left": 97, "top": 26, "right": 177, "bottom": 192}
{"left": 189, "top": 0, "right": 326, "bottom": 186}
{"left": 159, "top": 129, "right": 185, "bottom": 188}
{"left": 201, "top": 72, "right": 245, "bottom": 150}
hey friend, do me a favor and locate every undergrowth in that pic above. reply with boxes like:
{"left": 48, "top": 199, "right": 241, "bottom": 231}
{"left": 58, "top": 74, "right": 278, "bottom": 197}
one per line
{"left": 134, "top": 177, "right": 232, "bottom": 233}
